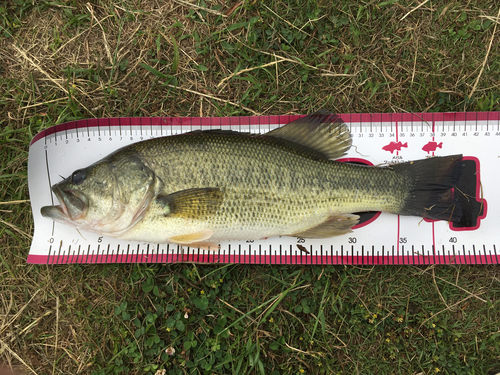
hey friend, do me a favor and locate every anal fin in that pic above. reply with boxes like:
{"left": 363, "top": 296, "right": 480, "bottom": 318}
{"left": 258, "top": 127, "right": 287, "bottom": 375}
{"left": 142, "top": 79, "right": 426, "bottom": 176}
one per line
{"left": 292, "top": 214, "right": 359, "bottom": 238}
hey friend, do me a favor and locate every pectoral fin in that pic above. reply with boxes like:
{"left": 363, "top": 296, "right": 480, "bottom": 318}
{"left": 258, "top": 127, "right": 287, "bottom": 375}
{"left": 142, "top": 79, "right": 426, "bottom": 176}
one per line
{"left": 292, "top": 214, "right": 360, "bottom": 238}
{"left": 157, "top": 188, "right": 223, "bottom": 219}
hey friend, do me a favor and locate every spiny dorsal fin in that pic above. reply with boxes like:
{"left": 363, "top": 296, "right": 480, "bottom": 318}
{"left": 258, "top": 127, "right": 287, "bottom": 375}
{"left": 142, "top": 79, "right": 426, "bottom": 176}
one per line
{"left": 291, "top": 214, "right": 359, "bottom": 238}
{"left": 157, "top": 188, "right": 223, "bottom": 219}
{"left": 266, "top": 110, "right": 352, "bottom": 160}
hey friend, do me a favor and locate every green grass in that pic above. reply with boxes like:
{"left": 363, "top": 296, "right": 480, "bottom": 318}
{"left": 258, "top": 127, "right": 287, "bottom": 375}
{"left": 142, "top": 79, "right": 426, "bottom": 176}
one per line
{"left": 1, "top": 0, "right": 500, "bottom": 374}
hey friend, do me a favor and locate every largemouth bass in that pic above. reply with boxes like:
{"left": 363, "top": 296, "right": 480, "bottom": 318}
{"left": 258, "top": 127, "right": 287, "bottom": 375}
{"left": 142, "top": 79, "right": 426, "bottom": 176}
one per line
{"left": 41, "top": 111, "right": 465, "bottom": 248}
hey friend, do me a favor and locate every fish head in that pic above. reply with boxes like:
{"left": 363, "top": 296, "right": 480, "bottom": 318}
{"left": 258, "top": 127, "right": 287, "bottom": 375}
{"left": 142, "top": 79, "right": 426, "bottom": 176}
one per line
{"left": 41, "top": 154, "right": 159, "bottom": 236}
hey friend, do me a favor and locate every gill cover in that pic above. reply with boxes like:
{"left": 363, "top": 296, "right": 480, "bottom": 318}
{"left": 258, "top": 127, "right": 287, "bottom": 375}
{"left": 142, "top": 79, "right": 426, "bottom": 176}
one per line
{"left": 41, "top": 154, "right": 160, "bottom": 237}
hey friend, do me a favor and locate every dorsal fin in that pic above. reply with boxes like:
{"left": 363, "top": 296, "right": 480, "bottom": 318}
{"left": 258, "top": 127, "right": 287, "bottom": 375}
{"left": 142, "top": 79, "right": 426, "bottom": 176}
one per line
{"left": 265, "top": 110, "right": 352, "bottom": 160}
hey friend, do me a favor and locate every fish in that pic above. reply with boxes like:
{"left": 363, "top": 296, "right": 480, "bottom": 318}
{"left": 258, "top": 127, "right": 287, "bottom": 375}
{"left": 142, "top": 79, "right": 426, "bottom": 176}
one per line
{"left": 41, "top": 111, "right": 466, "bottom": 248}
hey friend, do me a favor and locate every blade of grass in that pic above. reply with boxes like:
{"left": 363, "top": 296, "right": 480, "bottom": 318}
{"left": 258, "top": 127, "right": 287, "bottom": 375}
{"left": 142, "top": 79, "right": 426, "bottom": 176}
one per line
{"left": 310, "top": 277, "right": 329, "bottom": 339}
{"left": 140, "top": 63, "right": 170, "bottom": 79}
{"left": 257, "top": 276, "right": 307, "bottom": 326}
{"left": 219, "top": 290, "right": 298, "bottom": 335}
{"left": 171, "top": 35, "right": 180, "bottom": 74}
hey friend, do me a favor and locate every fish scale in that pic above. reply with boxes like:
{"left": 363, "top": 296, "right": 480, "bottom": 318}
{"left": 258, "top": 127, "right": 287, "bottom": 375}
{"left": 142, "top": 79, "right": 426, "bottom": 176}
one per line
{"left": 125, "top": 131, "right": 409, "bottom": 241}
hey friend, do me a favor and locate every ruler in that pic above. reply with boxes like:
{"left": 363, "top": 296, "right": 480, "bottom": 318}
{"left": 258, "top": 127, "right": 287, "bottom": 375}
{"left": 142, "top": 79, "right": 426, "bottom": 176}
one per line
{"left": 28, "top": 112, "right": 497, "bottom": 265}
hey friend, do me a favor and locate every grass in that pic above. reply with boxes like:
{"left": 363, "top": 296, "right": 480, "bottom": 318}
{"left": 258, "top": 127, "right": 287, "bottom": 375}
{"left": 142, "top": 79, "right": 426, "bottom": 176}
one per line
{"left": 1, "top": 0, "right": 500, "bottom": 374}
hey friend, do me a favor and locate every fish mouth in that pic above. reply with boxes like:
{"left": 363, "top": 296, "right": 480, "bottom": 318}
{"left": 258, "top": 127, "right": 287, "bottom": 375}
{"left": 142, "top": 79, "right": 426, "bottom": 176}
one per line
{"left": 41, "top": 185, "right": 89, "bottom": 222}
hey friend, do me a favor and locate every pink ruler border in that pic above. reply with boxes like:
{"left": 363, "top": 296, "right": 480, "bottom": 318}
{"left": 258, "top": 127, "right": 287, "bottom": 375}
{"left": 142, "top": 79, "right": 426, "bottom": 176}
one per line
{"left": 27, "top": 251, "right": 498, "bottom": 265}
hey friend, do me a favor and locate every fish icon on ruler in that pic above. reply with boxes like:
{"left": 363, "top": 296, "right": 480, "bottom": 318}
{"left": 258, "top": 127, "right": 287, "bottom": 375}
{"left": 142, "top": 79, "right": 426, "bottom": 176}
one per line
{"left": 382, "top": 141, "right": 408, "bottom": 154}
{"left": 422, "top": 141, "right": 443, "bottom": 154}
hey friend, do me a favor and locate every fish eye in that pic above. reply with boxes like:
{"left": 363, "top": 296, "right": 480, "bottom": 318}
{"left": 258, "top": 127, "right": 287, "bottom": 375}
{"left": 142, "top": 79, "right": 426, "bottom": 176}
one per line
{"left": 71, "top": 169, "right": 86, "bottom": 185}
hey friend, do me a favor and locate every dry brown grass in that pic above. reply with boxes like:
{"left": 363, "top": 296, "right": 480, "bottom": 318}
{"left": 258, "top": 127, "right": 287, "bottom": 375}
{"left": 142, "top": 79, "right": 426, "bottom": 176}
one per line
{"left": 2, "top": 1, "right": 499, "bottom": 129}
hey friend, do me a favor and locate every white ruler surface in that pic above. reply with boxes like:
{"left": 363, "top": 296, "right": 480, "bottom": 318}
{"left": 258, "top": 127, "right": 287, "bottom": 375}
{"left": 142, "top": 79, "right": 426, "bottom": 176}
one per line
{"left": 28, "top": 113, "right": 497, "bottom": 265}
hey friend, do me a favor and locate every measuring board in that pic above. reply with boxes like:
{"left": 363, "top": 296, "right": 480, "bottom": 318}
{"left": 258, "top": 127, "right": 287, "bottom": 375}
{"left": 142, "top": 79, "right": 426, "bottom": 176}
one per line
{"left": 28, "top": 112, "right": 497, "bottom": 265}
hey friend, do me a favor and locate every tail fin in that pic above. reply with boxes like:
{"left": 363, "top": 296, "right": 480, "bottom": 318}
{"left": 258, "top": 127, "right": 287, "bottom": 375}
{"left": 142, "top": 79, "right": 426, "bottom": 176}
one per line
{"left": 392, "top": 155, "right": 464, "bottom": 222}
